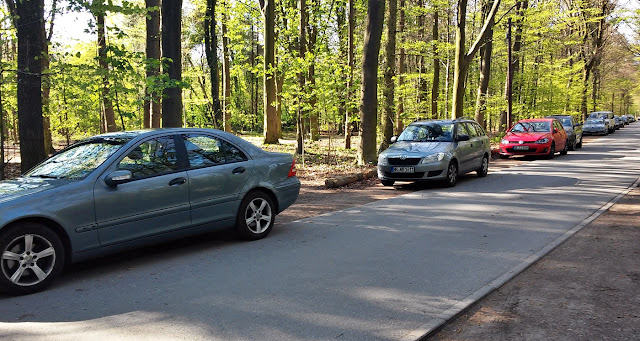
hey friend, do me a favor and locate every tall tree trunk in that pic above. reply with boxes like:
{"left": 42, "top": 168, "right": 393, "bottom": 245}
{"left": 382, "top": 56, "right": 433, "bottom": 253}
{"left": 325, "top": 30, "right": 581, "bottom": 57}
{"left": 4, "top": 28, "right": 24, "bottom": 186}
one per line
{"left": 344, "top": 0, "right": 354, "bottom": 149}
{"left": 42, "top": 0, "right": 56, "bottom": 155}
{"left": 0, "top": 33, "right": 4, "bottom": 180}
{"left": 358, "top": 0, "right": 385, "bottom": 165}
{"left": 16, "top": 0, "right": 46, "bottom": 172}
{"left": 145, "top": 0, "right": 161, "bottom": 128}
{"left": 431, "top": 6, "right": 440, "bottom": 119}
{"left": 379, "top": 0, "right": 397, "bottom": 152}
{"left": 451, "top": 0, "right": 500, "bottom": 119}
{"left": 474, "top": 0, "right": 495, "bottom": 129}
{"left": 296, "top": 0, "right": 307, "bottom": 154}
{"left": 395, "top": 0, "right": 405, "bottom": 135}
{"left": 221, "top": 2, "right": 232, "bottom": 132}
{"left": 308, "top": 3, "right": 319, "bottom": 142}
{"left": 95, "top": 2, "right": 117, "bottom": 132}
{"left": 260, "top": 0, "right": 278, "bottom": 143}
{"left": 162, "top": 0, "right": 183, "bottom": 127}
{"left": 417, "top": 0, "right": 428, "bottom": 115}
{"left": 204, "top": 0, "right": 222, "bottom": 127}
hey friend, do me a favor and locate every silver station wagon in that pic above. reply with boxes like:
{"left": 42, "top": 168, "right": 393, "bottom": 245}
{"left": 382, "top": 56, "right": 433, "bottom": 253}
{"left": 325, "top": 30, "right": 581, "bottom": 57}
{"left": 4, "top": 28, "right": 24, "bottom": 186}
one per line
{"left": 377, "top": 118, "right": 491, "bottom": 187}
{"left": 0, "top": 128, "right": 300, "bottom": 295}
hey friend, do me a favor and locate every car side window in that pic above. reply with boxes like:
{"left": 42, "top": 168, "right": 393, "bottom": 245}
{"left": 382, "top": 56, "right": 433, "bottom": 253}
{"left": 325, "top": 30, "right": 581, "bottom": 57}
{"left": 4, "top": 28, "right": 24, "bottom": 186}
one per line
{"left": 117, "top": 136, "right": 178, "bottom": 179}
{"left": 464, "top": 123, "right": 479, "bottom": 137}
{"left": 473, "top": 123, "right": 486, "bottom": 136}
{"left": 222, "top": 140, "right": 248, "bottom": 162}
{"left": 456, "top": 123, "right": 470, "bottom": 138}
{"left": 184, "top": 134, "right": 226, "bottom": 168}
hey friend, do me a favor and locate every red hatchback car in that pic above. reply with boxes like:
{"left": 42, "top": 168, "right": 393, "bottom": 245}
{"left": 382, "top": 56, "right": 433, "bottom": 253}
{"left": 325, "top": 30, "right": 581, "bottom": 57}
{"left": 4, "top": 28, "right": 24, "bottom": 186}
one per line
{"left": 499, "top": 118, "right": 568, "bottom": 159}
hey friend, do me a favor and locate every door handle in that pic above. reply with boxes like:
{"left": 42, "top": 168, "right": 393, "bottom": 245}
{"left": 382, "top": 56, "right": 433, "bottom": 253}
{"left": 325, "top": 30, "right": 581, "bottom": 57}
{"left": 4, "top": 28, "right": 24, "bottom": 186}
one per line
{"left": 168, "top": 177, "right": 186, "bottom": 186}
{"left": 232, "top": 167, "right": 246, "bottom": 174}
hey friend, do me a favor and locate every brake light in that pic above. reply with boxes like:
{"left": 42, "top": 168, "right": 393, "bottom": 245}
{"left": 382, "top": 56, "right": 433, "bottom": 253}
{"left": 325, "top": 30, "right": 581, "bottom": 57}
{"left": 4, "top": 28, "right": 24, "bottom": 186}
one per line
{"left": 288, "top": 159, "right": 297, "bottom": 177}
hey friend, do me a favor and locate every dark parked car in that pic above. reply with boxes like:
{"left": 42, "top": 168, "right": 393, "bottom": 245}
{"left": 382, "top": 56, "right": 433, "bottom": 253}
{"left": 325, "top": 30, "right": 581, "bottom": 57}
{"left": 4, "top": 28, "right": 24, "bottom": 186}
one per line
{"left": 614, "top": 115, "right": 623, "bottom": 129}
{"left": 0, "top": 129, "right": 300, "bottom": 295}
{"left": 377, "top": 118, "right": 491, "bottom": 187}
{"left": 546, "top": 115, "right": 583, "bottom": 150}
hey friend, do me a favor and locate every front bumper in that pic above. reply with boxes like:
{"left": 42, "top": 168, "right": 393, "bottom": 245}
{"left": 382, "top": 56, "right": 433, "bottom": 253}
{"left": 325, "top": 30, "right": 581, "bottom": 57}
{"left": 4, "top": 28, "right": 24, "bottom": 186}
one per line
{"left": 583, "top": 127, "right": 606, "bottom": 135}
{"left": 377, "top": 159, "right": 449, "bottom": 181}
{"left": 499, "top": 143, "right": 551, "bottom": 156}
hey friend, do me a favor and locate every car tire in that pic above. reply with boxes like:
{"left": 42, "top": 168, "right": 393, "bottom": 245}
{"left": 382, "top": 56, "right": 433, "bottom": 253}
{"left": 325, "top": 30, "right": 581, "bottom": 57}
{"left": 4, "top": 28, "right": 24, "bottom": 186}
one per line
{"left": 560, "top": 140, "right": 568, "bottom": 155}
{"left": 0, "top": 223, "right": 65, "bottom": 296}
{"left": 576, "top": 137, "right": 583, "bottom": 148}
{"left": 569, "top": 137, "right": 577, "bottom": 151}
{"left": 546, "top": 143, "right": 556, "bottom": 159}
{"left": 236, "top": 191, "right": 276, "bottom": 241}
{"left": 443, "top": 161, "right": 458, "bottom": 187}
{"left": 477, "top": 155, "right": 489, "bottom": 177}
{"left": 381, "top": 180, "right": 395, "bottom": 186}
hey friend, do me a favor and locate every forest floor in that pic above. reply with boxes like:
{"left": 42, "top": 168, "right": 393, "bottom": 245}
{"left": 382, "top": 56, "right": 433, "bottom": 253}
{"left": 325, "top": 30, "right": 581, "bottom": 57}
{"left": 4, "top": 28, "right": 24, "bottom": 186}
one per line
{"left": 2, "top": 134, "right": 638, "bottom": 339}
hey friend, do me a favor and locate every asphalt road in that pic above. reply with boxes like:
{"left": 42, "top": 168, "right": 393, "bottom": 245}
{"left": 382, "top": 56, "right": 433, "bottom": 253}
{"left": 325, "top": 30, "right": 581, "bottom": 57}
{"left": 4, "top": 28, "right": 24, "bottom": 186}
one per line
{"left": 1, "top": 125, "right": 639, "bottom": 341}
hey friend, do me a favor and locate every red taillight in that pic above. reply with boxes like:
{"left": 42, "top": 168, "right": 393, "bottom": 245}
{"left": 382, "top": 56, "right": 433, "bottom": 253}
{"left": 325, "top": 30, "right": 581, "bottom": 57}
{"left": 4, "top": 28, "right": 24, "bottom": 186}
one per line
{"left": 288, "top": 159, "right": 297, "bottom": 177}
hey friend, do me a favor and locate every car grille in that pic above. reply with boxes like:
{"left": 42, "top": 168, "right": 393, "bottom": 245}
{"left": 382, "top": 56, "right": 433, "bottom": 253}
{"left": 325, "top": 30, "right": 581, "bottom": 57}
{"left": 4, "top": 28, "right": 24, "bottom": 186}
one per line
{"left": 384, "top": 172, "right": 425, "bottom": 179}
{"left": 388, "top": 157, "right": 421, "bottom": 166}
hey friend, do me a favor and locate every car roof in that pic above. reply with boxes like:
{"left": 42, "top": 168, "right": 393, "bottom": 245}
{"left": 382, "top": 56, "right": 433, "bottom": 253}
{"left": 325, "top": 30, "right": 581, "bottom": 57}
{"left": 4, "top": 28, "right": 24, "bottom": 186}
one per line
{"left": 589, "top": 111, "right": 613, "bottom": 114}
{"left": 409, "top": 118, "right": 477, "bottom": 125}
{"left": 517, "top": 118, "right": 554, "bottom": 122}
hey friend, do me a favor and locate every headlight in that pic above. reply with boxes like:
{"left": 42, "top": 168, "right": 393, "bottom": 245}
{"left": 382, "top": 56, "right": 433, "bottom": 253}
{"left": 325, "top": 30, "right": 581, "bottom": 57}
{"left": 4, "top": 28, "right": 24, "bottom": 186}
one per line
{"left": 535, "top": 138, "right": 549, "bottom": 144}
{"left": 500, "top": 139, "right": 509, "bottom": 145}
{"left": 378, "top": 155, "right": 388, "bottom": 166}
{"left": 421, "top": 152, "right": 446, "bottom": 164}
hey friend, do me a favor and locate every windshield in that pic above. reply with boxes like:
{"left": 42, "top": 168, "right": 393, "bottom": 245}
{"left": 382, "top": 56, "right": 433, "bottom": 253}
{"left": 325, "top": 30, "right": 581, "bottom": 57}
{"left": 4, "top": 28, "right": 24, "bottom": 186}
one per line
{"left": 510, "top": 121, "right": 550, "bottom": 133}
{"left": 585, "top": 119, "right": 603, "bottom": 125}
{"left": 397, "top": 123, "right": 454, "bottom": 142}
{"left": 26, "top": 138, "right": 129, "bottom": 179}
{"left": 559, "top": 118, "right": 572, "bottom": 126}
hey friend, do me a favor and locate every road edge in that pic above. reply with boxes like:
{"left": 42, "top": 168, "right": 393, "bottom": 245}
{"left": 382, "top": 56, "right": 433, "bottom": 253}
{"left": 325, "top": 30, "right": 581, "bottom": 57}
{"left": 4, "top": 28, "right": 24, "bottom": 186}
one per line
{"left": 402, "top": 176, "right": 640, "bottom": 341}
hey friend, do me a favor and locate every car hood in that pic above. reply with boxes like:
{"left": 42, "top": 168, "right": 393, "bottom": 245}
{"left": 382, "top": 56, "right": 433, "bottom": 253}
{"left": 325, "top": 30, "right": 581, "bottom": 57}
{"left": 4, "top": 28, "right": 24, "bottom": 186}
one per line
{"left": 382, "top": 141, "right": 451, "bottom": 156}
{"left": 504, "top": 131, "right": 550, "bottom": 141}
{"left": 0, "top": 177, "right": 72, "bottom": 204}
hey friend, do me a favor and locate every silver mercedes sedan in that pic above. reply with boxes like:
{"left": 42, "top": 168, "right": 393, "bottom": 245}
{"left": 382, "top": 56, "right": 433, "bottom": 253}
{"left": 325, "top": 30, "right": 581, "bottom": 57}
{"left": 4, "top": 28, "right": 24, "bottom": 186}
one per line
{"left": 0, "top": 128, "right": 300, "bottom": 295}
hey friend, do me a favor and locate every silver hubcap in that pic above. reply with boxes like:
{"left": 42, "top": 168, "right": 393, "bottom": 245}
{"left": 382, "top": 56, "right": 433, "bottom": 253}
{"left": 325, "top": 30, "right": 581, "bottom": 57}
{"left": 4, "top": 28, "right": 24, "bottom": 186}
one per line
{"left": 482, "top": 158, "right": 488, "bottom": 172}
{"left": 1, "top": 234, "right": 56, "bottom": 287}
{"left": 244, "top": 198, "right": 273, "bottom": 234}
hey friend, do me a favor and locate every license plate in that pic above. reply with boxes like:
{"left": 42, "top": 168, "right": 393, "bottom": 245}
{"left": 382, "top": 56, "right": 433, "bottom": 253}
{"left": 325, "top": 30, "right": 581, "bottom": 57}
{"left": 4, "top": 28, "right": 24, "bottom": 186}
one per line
{"left": 391, "top": 167, "right": 414, "bottom": 173}
{"left": 513, "top": 145, "right": 530, "bottom": 151}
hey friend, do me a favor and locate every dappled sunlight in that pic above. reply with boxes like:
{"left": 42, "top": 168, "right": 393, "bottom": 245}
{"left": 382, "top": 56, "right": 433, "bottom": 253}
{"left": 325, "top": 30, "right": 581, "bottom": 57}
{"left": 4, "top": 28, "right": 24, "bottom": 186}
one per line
{"left": 0, "top": 312, "right": 213, "bottom": 341}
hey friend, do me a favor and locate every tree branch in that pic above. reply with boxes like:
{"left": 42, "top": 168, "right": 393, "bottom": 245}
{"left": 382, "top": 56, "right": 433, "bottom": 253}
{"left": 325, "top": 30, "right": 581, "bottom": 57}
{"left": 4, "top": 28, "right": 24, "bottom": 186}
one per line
{"left": 466, "top": 0, "right": 501, "bottom": 60}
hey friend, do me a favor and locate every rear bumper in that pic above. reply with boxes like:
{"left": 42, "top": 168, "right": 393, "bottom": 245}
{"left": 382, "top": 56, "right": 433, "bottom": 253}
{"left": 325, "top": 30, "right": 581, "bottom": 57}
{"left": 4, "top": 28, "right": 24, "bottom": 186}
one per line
{"left": 274, "top": 177, "right": 301, "bottom": 214}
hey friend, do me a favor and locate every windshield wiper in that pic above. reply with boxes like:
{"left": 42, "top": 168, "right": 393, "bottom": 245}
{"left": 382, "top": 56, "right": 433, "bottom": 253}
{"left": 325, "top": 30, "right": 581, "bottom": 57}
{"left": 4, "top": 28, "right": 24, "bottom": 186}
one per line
{"left": 30, "top": 174, "right": 64, "bottom": 179}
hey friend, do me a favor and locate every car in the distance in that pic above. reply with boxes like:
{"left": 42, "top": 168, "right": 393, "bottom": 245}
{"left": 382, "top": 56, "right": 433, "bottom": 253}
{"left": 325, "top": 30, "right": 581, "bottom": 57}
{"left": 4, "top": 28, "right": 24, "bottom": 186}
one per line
{"left": 546, "top": 115, "right": 583, "bottom": 150}
{"left": 614, "top": 115, "right": 623, "bottom": 129}
{"left": 499, "top": 118, "right": 568, "bottom": 159}
{"left": 0, "top": 128, "right": 300, "bottom": 295}
{"left": 377, "top": 118, "right": 491, "bottom": 188}
{"left": 626, "top": 114, "right": 636, "bottom": 123}
{"left": 588, "top": 111, "right": 615, "bottom": 134}
{"left": 582, "top": 118, "right": 608, "bottom": 136}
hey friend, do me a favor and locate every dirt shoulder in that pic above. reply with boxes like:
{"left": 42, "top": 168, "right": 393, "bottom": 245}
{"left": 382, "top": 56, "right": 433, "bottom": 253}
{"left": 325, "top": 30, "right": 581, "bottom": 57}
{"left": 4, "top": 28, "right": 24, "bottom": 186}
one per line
{"left": 424, "top": 186, "right": 640, "bottom": 341}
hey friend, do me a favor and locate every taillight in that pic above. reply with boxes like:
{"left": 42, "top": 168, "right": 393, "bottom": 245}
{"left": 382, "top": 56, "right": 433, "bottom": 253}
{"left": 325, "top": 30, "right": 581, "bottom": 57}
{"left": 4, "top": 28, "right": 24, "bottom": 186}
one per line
{"left": 288, "top": 159, "right": 297, "bottom": 177}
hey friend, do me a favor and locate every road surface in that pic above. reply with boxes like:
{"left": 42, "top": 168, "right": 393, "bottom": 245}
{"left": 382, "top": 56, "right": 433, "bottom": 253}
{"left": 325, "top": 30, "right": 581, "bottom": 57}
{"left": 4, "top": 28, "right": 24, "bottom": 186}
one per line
{"left": 1, "top": 125, "right": 639, "bottom": 341}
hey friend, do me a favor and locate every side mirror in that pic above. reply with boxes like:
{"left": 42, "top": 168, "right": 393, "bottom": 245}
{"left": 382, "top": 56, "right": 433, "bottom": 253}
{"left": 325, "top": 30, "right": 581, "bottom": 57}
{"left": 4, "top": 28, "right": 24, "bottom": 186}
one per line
{"left": 105, "top": 170, "right": 133, "bottom": 187}
{"left": 553, "top": 129, "right": 559, "bottom": 133}
{"left": 390, "top": 136, "right": 397, "bottom": 143}
{"left": 457, "top": 134, "right": 470, "bottom": 142}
